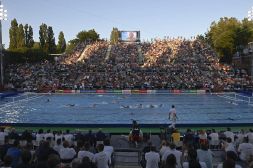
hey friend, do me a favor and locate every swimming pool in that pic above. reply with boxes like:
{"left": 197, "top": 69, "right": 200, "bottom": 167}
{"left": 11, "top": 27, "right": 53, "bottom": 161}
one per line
{"left": 0, "top": 93, "right": 252, "bottom": 124}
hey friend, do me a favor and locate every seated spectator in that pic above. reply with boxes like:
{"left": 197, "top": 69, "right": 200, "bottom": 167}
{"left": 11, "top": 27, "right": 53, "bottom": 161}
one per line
{"left": 78, "top": 142, "right": 94, "bottom": 161}
{"left": 93, "top": 144, "right": 110, "bottom": 168}
{"left": 44, "top": 129, "right": 54, "bottom": 142}
{"left": 103, "top": 138, "right": 113, "bottom": 163}
{"left": 16, "top": 150, "right": 33, "bottom": 168}
{"left": 36, "top": 129, "right": 45, "bottom": 144}
{"left": 217, "top": 151, "right": 242, "bottom": 168}
{"left": 35, "top": 141, "right": 59, "bottom": 163}
{"left": 0, "top": 128, "right": 8, "bottom": 145}
{"left": 198, "top": 130, "right": 208, "bottom": 145}
{"left": 224, "top": 128, "right": 235, "bottom": 142}
{"left": 78, "top": 156, "right": 96, "bottom": 168}
{"left": 197, "top": 143, "right": 213, "bottom": 168}
{"left": 6, "top": 140, "right": 21, "bottom": 168}
{"left": 63, "top": 130, "right": 74, "bottom": 147}
{"left": 47, "top": 154, "right": 61, "bottom": 168}
{"left": 84, "top": 130, "right": 96, "bottom": 147}
{"left": 53, "top": 138, "right": 63, "bottom": 154}
{"left": 1, "top": 155, "right": 12, "bottom": 168}
{"left": 237, "top": 137, "right": 253, "bottom": 161}
{"left": 183, "top": 129, "right": 194, "bottom": 147}
{"left": 222, "top": 137, "right": 236, "bottom": 154}
{"left": 96, "top": 129, "right": 106, "bottom": 143}
{"left": 182, "top": 148, "right": 207, "bottom": 168}
{"left": 164, "top": 154, "right": 178, "bottom": 168}
{"left": 145, "top": 146, "right": 160, "bottom": 168}
{"left": 246, "top": 129, "right": 253, "bottom": 144}
{"left": 208, "top": 129, "right": 219, "bottom": 149}
{"left": 159, "top": 140, "right": 170, "bottom": 157}
{"left": 59, "top": 141, "right": 76, "bottom": 164}
{"left": 162, "top": 143, "right": 182, "bottom": 168}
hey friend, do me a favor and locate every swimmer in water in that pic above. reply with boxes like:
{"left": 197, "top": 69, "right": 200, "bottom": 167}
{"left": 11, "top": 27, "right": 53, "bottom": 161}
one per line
{"left": 121, "top": 105, "right": 130, "bottom": 108}
{"left": 47, "top": 99, "right": 50, "bottom": 102}
{"left": 66, "top": 104, "right": 75, "bottom": 107}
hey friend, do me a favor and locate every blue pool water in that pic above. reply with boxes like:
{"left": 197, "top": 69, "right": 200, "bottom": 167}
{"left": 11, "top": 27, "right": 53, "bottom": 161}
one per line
{"left": 0, "top": 93, "right": 252, "bottom": 124}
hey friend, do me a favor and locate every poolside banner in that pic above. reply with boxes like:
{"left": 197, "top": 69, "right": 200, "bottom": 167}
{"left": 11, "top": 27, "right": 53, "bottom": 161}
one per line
{"left": 106, "top": 90, "right": 115, "bottom": 94}
{"left": 131, "top": 90, "right": 140, "bottom": 94}
{"left": 147, "top": 90, "right": 156, "bottom": 94}
{"left": 80, "top": 90, "right": 96, "bottom": 93}
{"left": 113, "top": 90, "right": 122, "bottom": 94}
{"left": 76, "top": 90, "right": 81, "bottom": 93}
{"left": 96, "top": 90, "right": 106, "bottom": 94}
{"left": 189, "top": 90, "right": 197, "bottom": 93}
{"left": 156, "top": 90, "right": 168, "bottom": 94}
{"left": 139, "top": 90, "right": 147, "bottom": 94}
{"left": 122, "top": 90, "right": 131, "bottom": 94}
{"left": 172, "top": 89, "right": 182, "bottom": 94}
{"left": 55, "top": 90, "right": 64, "bottom": 93}
{"left": 197, "top": 90, "right": 206, "bottom": 94}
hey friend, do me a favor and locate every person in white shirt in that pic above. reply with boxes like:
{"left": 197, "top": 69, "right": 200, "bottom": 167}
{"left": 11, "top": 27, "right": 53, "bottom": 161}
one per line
{"left": 55, "top": 131, "right": 63, "bottom": 144}
{"left": 237, "top": 137, "right": 253, "bottom": 161}
{"left": 93, "top": 144, "right": 110, "bottom": 168}
{"left": 103, "top": 138, "right": 114, "bottom": 163}
{"left": 0, "top": 128, "right": 7, "bottom": 145}
{"left": 53, "top": 138, "right": 63, "bottom": 154}
{"left": 145, "top": 146, "right": 160, "bottom": 168}
{"left": 182, "top": 148, "right": 207, "bottom": 168}
{"left": 63, "top": 130, "right": 74, "bottom": 146}
{"left": 162, "top": 143, "right": 182, "bottom": 168}
{"left": 222, "top": 137, "right": 236, "bottom": 154}
{"left": 224, "top": 128, "right": 235, "bottom": 142}
{"left": 169, "top": 105, "right": 178, "bottom": 128}
{"left": 159, "top": 140, "right": 170, "bottom": 158}
{"left": 36, "top": 129, "right": 45, "bottom": 144}
{"left": 197, "top": 143, "right": 213, "bottom": 168}
{"left": 44, "top": 129, "right": 54, "bottom": 141}
{"left": 246, "top": 129, "right": 253, "bottom": 144}
{"left": 208, "top": 129, "right": 219, "bottom": 149}
{"left": 78, "top": 142, "right": 95, "bottom": 161}
{"left": 59, "top": 141, "right": 76, "bottom": 163}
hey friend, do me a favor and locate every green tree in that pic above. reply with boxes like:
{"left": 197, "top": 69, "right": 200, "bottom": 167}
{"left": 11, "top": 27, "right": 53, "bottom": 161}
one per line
{"left": 207, "top": 17, "right": 240, "bottom": 63}
{"left": 76, "top": 29, "right": 99, "bottom": 42}
{"left": 39, "top": 23, "right": 48, "bottom": 50}
{"left": 27, "top": 25, "right": 34, "bottom": 48}
{"left": 57, "top": 31, "right": 66, "bottom": 53}
{"left": 24, "top": 24, "right": 29, "bottom": 47}
{"left": 46, "top": 26, "right": 56, "bottom": 53}
{"left": 110, "top": 27, "right": 119, "bottom": 44}
{"left": 17, "top": 24, "right": 25, "bottom": 48}
{"left": 9, "top": 18, "right": 19, "bottom": 50}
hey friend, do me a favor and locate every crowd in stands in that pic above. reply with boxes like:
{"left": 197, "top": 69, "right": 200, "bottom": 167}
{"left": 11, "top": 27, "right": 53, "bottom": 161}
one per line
{"left": 1, "top": 126, "right": 253, "bottom": 168}
{"left": 5, "top": 38, "right": 253, "bottom": 91}
{"left": 141, "top": 127, "right": 253, "bottom": 168}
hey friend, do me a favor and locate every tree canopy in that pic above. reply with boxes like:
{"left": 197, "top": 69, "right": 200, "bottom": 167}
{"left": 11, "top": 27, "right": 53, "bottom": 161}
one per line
{"left": 206, "top": 17, "right": 253, "bottom": 63}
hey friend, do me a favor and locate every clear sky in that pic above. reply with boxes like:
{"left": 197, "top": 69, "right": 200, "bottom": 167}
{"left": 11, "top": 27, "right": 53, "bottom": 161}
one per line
{"left": 1, "top": 0, "right": 253, "bottom": 47}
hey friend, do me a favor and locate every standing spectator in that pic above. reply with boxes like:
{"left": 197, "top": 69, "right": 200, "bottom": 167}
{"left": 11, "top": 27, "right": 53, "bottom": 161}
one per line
{"left": 145, "top": 146, "right": 160, "bottom": 168}
{"left": 168, "top": 105, "right": 178, "bottom": 128}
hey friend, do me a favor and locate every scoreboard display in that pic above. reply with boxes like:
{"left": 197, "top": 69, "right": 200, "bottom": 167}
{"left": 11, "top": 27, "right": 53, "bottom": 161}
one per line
{"left": 119, "top": 31, "right": 140, "bottom": 42}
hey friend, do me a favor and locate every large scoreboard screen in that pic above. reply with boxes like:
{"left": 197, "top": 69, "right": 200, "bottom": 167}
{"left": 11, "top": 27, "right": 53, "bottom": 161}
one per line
{"left": 119, "top": 31, "right": 140, "bottom": 42}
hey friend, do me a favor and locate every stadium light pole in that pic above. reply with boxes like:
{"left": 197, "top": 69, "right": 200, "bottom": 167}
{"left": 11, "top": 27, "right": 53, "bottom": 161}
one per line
{"left": 0, "top": 1, "right": 7, "bottom": 86}
{"left": 248, "top": 6, "right": 253, "bottom": 21}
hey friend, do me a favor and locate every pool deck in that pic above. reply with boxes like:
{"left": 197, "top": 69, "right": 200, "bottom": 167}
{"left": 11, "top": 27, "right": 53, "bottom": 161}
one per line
{"left": 1, "top": 123, "right": 253, "bottom": 133}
